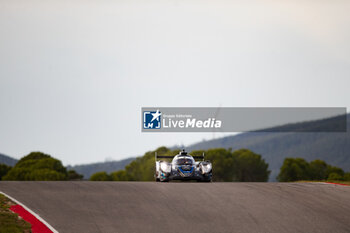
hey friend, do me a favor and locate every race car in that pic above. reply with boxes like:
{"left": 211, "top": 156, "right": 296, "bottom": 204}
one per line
{"left": 155, "top": 149, "right": 212, "bottom": 182}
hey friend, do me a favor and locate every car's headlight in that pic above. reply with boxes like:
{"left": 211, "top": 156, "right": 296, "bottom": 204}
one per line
{"left": 201, "top": 163, "right": 212, "bottom": 173}
{"left": 160, "top": 162, "right": 171, "bottom": 173}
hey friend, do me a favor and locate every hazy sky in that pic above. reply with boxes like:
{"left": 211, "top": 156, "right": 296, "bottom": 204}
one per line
{"left": 1, "top": 0, "right": 349, "bottom": 165}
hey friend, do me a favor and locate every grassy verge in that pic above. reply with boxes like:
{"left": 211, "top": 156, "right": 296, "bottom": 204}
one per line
{"left": 325, "top": 181, "right": 350, "bottom": 185}
{"left": 0, "top": 194, "right": 31, "bottom": 233}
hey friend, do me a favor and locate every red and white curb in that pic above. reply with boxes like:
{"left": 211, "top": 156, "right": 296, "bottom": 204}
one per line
{"left": 318, "top": 182, "right": 350, "bottom": 186}
{"left": 0, "top": 191, "right": 58, "bottom": 233}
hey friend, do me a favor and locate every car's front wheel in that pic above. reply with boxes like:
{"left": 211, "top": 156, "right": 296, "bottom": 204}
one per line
{"left": 160, "top": 177, "right": 169, "bottom": 182}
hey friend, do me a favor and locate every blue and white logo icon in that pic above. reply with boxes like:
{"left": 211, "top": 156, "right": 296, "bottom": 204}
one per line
{"left": 143, "top": 110, "right": 162, "bottom": 129}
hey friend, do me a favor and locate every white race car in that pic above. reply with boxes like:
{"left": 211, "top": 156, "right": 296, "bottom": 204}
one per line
{"left": 155, "top": 149, "right": 212, "bottom": 182}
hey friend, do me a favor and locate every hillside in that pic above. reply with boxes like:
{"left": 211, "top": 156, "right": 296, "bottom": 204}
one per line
{"left": 67, "top": 157, "right": 135, "bottom": 179}
{"left": 183, "top": 114, "right": 350, "bottom": 181}
{"left": 0, "top": 153, "right": 17, "bottom": 166}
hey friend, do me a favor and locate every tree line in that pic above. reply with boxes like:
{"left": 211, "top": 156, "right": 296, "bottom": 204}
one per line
{"left": 1, "top": 148, "right": 349, "bottom": 182}
{"left": 90, "top": 147, "right": 349, "bottom": 182}
{"left": 90, "top": 147, "right": 270, "bottom": 181}
{"left": 277, "top": 158, "right": 350, "bottom": 182}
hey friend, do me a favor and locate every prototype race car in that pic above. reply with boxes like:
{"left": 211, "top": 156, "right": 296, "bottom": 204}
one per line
{"left": 155, "top": 149, "right": 212, "bottom": 182}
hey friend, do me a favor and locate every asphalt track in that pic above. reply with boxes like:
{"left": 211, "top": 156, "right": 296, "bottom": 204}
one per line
{"left": 0, "top": 182, "right": 350, "bottom": 233}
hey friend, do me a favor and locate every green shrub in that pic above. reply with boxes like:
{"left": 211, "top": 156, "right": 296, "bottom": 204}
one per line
{"left": 234, "top": 149, "right": 270, "bottom": 182}
{"left": 326, "top": 166, "right": 344, "bottom": 178}
{"left": 277, "top": 158, "right": 346, "bottom": 182}
{"left": 344, "top": 173, "right": 350, "bottom": 181}
{"left": 68, "top": 170, "right": 84, "bottom": 180}
{"left": 309, "top": 160, "right": 328, "bottom": 180}
{"left": 111, "top": 170, "right": 130, "bottom": 181}
{"left": 277, "top": 158, "right": 311, "bottom": 182}
{"left": 2, "top": 152, "right": 67, "bottom": 181}
{"left": 0, "top": 164, "right": 12, "bottom": 180}
{"left": 327, "top": 172, "right": 344, "bottom": 181}
{"left": 90, "top": 172, "right": 112, "bottom": 181}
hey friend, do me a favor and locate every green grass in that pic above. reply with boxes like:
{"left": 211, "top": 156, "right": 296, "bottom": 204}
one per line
{"left": 0, "top": 194, "right": 31, "bottom": 233}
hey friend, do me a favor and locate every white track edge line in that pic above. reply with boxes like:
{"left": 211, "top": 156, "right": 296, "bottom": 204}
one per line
{"left": 0, "top": 191, "right": 59, "bottom": 233}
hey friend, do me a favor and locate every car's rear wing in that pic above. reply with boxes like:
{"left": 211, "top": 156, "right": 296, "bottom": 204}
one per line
{"left": 155, "top": 152, "right": 205, "bottom": 161}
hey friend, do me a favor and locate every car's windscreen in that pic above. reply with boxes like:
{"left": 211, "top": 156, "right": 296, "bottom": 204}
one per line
{"left": 175, "top": 158, "right": 193, "bottom": 165}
